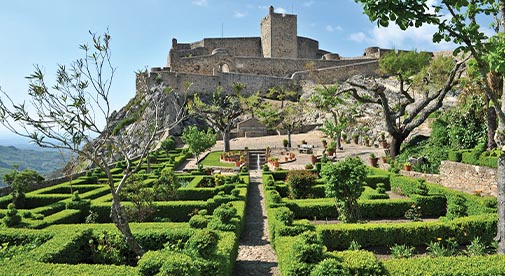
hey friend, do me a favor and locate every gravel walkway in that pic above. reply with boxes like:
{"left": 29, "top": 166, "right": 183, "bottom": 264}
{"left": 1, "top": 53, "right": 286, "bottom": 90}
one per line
{"left": 233, "top": 171, "right": 280, "bottom": 276}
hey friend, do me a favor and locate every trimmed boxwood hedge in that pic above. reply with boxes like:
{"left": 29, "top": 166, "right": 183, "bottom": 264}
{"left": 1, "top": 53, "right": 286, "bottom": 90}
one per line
{"left": 283, "top": 195, "right": 445, "bottom": 220}
{"left": 383, "top": 254, "right": 505, "bottom": 276}
{"left": 275, "top": 236, "right": 386, "bottom": 276}
{"left": 317, "top": 214, "right": 496, "bottom": 250}
{"left": 0, "top": 224, "right": 239, "bottom": 276}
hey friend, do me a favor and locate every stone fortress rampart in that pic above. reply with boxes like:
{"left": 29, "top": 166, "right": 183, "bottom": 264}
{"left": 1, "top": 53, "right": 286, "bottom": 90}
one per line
{"left": 138, "top": 6, "right": 408, "bottom": 96}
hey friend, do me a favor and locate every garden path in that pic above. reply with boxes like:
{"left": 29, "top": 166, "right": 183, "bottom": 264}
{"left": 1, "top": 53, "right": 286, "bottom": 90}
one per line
{"left": 232, "top": 171, "right": 280, "bottom": 276}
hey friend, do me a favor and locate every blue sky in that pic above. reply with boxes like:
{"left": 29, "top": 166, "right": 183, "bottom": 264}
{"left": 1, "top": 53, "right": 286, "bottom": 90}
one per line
{"left": 0, "top": 0, "right": 465, "bottom": 142}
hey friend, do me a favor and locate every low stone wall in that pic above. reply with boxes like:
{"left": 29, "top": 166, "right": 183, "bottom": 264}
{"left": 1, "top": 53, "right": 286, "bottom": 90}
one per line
{"left": 439, "top": 161, "right": 497, "bottom": 196}
{"left": 400, "top": 161, "right": 497, "bottom": 197}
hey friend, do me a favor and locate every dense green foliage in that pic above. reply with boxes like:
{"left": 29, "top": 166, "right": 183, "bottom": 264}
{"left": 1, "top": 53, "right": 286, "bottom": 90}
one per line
{"left": 286, "top": 170, "right": 317, "bottom": 199}
{"left": 181, "top": 126, "right": 217, "bottom": 161}
{"left": 320, "top": 158, "right": 367, "bottom": 222}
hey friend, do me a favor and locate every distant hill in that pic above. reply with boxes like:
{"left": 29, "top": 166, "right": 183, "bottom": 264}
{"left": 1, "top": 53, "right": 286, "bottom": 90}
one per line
{"left": 0, "top": 145, "right": 70, "bottom": 187}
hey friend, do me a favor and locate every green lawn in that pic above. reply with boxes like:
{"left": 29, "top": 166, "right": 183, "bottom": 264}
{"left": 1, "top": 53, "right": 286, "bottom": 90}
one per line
{"left": 200, "top": 151, "right": 236, "bottom": 167}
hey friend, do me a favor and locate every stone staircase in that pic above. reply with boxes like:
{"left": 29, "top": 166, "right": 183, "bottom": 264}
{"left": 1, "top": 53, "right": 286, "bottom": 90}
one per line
{"left": 248, "top": 150, "right": 266, "bottom": 170}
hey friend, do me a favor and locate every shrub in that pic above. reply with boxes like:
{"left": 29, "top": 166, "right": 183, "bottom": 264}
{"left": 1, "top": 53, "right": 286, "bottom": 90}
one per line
{"left": 446, "top": 194, "right": 468, "bottom": 220}
{"left": 3, "top": 203, "right": 22, "bottom": 227}
{"left": 212, "top": 203, "right": 236, "bottom": 223}
{"left": 184, "top": 230, "right": 219, "bottom": 258}
{"left": 376, "top": 183, "right": 386, "bottom": 194}
{"left": 448, "top": 150, "right": 463, "bottom": 162}
{"left": 138, "top": 251, "right": 198, "bottom": 276}
{"left": 292, "top": 232, "right": 325, "bottom": 264}
{"left": 270, "top": 191, "right": 282, "bottom": 204}
{"left": 286, "top": 170, "right": 317, "bottom": 199}
{"left": 87, "top": 230, "right": 133, "bottom": 265}
{"left": 160, "top": 136, "right": 177, "bottom": 155}
{"left": 415, "top": 179, "right": 429, "bottom": 196}
{"left": 208, "top": 203, "right": 237, "bottom": 232}
{"left": 275, "top": 207, "right": 294, "bottom": 226}
{"left": 334, "top": 250, "right": 386, "bottom": 276}
{"left": 310, "top": 258, "right": 351, "bottom": 276}
{"left": 189, "top": 215, "right": 208, "bottom": 229}
{"left": 320, "top": 157, "right": 367, "bottom": 223}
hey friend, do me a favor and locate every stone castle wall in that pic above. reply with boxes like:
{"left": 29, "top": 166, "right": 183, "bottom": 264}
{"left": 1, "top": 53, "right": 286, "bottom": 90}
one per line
{"left": 297, "top": 36, "right": 321, "bottom": 59}
{"left": 291, "top": 59, "right": 379, "bottom": 82}
{"left": 196, "top": 38, "right": 262, "bottom": 57}
{"left": 169, "top": 52, "right": 375, "bottom": 78}
{"left": 151, "top": 70, "right": 296, "bottom": 96}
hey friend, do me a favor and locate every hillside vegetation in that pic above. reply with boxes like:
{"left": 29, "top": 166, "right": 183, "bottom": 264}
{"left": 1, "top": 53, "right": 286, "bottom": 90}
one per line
{"left": 0, "top": 145, "right": 69, "bottom": 186}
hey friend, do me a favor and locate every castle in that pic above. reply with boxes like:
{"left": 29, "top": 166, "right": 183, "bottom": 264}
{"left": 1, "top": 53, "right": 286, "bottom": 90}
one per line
{"left": 138, "top": 6, "right": 388, "bottom": 96}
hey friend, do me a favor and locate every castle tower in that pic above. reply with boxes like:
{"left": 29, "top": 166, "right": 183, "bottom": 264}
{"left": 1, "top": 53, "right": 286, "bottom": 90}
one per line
{"left": 260, "top": 6, "right": 298, "bottom": 58}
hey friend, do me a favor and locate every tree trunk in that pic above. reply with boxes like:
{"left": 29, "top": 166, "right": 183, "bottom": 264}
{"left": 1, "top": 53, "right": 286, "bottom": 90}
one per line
{"left": 287, "top": 129, "right": 292, "bottom": 148}
{"left": 146, "top": 155, "right": 151, "bottom": 174}
{"left": 336, "top": 133, "right": 342, "bottom": 150}
{"left": 487, "top": 96, "right": 498, "bottom": 150}
{"left": 389, "top": 135, "right": 405, "bottom": 159}
{"left": 110, "top": 192, "right": 145, "bottom": 257}
{"left": 223, "top": 131, "right": 230, "bottom": 152}
{"left": 493, "top": 0, "right": 505, "bottom": 254}
{"left": 497, "top": 154, "right": 505, "bottom": 253}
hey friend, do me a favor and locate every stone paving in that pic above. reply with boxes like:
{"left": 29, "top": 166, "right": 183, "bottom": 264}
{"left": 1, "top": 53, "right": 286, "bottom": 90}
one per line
{"left": 232, "top": 172, "right": 280, "bottom": 276}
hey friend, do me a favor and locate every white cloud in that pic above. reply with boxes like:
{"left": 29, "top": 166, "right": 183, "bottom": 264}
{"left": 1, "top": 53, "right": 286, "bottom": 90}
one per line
{"left": 303, "top": 1, "right": 315, "bottom": 7}
{"left": 326, "top": 25, "right": 343, "bottom": 32}
{"left": 234, "top": 11, "right": 247, "bottom": 18}
{"left": 348, "top": 5, "right": 457, "bottom": 52}
{"left": 192, "top": 0, "right": 208, "bottom": 6}
{"left": 275, "top": 7, "right": 287, "bottom": 14}
{"left": 349, "top": 32, "right": 367, "bottom": 43}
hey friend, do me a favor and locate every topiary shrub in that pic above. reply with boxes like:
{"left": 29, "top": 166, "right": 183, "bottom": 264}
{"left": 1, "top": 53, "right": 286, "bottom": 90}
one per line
{"left": 138, "top": 251, "right": 199, "bottom": 276}
{"left": 286, "top": 170, "right": 317, "bottom": 199}
{"left": 270, "top": 191, "right": 282, "bottom": 204}
{"left": 446, "top": 194, "right": 467, "bottom": 220}
{"left": 275, "top": 207, "right": 294, "bottom": 226}
{"left": 189, "top": 215, "right": 208, "bottom": 229}
{"left": 292, "top": 232, "right": 325, "bottom": 263}
{"left": 212, "top": 203, "right": 236, "bottom": 223}
{"left": 184, "top": 230, "right": 219, "bottom": 259}
{"left": 3, "top": 203, "right": 22, "bottom": 227}
{"left": 310, "top": 258, "right": 351, "bottom": 276}
{"left": 231, "top": 188, "right": 240, "bottom": 197}
{"left": 376, "top": 183, "right": 386, "bottom": 194}
{"left": 415, "top": 179, "right": 429, "bottom": 196}
{"left": 208, "top": 203, "right": 237, "bottom": 231}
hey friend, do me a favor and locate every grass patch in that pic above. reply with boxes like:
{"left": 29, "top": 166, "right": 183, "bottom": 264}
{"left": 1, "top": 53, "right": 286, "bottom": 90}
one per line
{"left": 200, "top": 151, "right": 235, "bottom": 167}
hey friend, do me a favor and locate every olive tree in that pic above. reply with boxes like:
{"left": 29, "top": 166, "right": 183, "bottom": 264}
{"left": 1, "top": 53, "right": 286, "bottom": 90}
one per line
{"left": 190, "top": 87, "right": 242, "bottom": 152}
{"left": 341, "top": 52, "right": 466, "bottom": 158}
{"left": 0, "top": 31, "right": 187, "bottom": 257}
{"left": 355, "top": 0, "right": 505, "bottom": 253}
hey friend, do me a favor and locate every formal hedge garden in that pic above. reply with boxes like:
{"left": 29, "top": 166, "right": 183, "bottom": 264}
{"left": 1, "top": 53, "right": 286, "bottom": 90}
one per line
{"left": 262, "top": 161, "right": 503, "bottom": 276}
{"left": 0, "top": 148, "right": 249, "bottom": 275}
